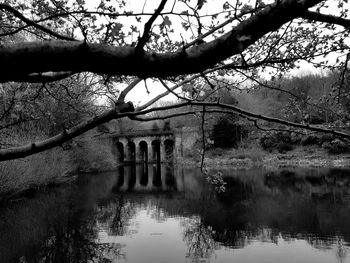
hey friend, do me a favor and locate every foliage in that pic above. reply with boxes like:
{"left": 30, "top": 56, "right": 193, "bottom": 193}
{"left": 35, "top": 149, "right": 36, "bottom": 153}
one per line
{"left": 212, "top": 117, "right": 247, "bottom": 148}
{"left": 260, "top": 131, "right": 295, "bottom": 153}
{"left": 260, "top": 130, "right": 350, "bottom": 154}
{"left": 323, "top": 139, "right": 350, "bottom": 154}
{"left": 243, "top": 73, "right": 345, "bottom": 124}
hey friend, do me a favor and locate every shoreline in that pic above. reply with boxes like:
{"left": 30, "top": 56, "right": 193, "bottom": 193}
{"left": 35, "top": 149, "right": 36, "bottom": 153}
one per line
{"left": 2, "top": 149, "right": 350, "bottom": 202}
{"left": 178, "top": 152, "right": 350, "bottom": 169}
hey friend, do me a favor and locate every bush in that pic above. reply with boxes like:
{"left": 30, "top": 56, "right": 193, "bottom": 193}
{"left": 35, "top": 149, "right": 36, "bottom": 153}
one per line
{"left": 301, "top": 134, "right": 320, "bottom": 146}
{"left": 324, "top": 139, "right": 350, "bottom": 154}
{"left": 211, "top": 118, "right": 247, "bottom": 148}
{"left": 260, "top": 131, "right": 294, "bottom": 153}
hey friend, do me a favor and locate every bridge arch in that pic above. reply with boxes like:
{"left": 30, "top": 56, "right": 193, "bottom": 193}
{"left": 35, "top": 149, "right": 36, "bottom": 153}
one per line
{"left": 151, "top": 140, "right": 161, "bottom": 164}
{"left": 116, "top": 142, "right": 125, "bottom": 163}
{"left": 127, "top": 141, "right": 136, "bottom": 163}
{"left": 138, "top": 140, "right": 148, "bottom": 163}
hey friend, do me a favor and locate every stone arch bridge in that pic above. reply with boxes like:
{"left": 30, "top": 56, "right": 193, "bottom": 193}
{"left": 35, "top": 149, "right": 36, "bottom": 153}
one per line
{"left": 98, "top": 127, "right": 210, "bottom": 165}
{"left": 110, "top": 129, "right": 177, "bottom": 164}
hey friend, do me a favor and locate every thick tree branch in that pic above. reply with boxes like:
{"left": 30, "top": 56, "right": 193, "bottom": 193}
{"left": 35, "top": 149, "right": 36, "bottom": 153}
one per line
{"left": 16, "top": 72, "right": 74, "bottom": 83}
{"left": 0, "top": 0, "right": 323, "bottom": 83}
{"left": 0, "top": 4, "right": 76, "bottom": 41}
{"left": 301, "top": 10, "right": 350, "bottom": 28}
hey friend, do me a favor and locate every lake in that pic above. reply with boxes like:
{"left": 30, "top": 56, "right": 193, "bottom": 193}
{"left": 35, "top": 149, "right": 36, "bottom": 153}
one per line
{"left": 1, "top": 164, "right": 350, "bottom": 263}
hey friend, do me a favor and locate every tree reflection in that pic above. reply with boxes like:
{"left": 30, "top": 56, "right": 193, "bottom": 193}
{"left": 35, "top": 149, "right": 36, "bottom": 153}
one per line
{"left": 33, "top": 222, "right": 125, "bottom": 263}
{"left": 182, "top": 218, "right": 219, "bottom": 263}
{"left": 97, "top": 195, "right": 137, "bottom": 236}
{"left": 3, "top": 166, "right": 350, "bottom": 263}
{"left": 335, "top": 237, "right": 347, "bottom": 263}
{"left": 15, "top": 201, "right": 126, "bottom": 263}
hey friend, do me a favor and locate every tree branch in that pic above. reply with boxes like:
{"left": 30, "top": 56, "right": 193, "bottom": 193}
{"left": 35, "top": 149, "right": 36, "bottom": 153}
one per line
{"left": 132, "top": 101, "right": 350, "bottom": 139}
{"left": 158, "top": 78, "right": 191, "bottom": 101}
{"left": 16, "top": 72, "right": 74, "bottom": 83}
{"left": 301, "top": 10, "right": 350, "bottom": 28}
{"left": 0, "top": 102, "right": 134, "bottom": 161}
{"left": 117, "top": 78, "right": 142, "bottom": 103}
{"left": 0, "top": 3, "right": 76, "bottom": 41}
{"left": 0, "top": 0, "right": 323, "bottom": 83}
{"left": 136, "top": 0, "right": 168, "bottom": 52}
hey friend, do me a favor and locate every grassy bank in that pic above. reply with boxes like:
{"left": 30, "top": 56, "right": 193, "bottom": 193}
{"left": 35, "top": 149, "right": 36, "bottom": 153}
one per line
{"left": 0, "top": 129, "right": 121, "bottom": 199}
{"left": 0, "top": 147, "right": 68, "bottom": 199}
{"left": 0, "top": 128, "right": 72, "bottom": 199}
{"left": 180, "top": 144, "right": 350, "bottom": 169}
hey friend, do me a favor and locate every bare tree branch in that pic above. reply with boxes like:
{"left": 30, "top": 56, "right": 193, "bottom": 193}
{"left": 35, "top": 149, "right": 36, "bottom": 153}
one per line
{"left": 301, "top": 10, "right": 350, "bottom": 28}
{"left": 158, "top": 79, "right": 191, "bottom": 101}
{"left": 117, "top": 78, "right": 143, "bottom": 103}
{"left": 200, "top": 105, "right": 206, "bottom": 171}
{"left": 0, "top": 0, "right": 324, "bottom": 83}
{"left": 133, "top": 102, "right": 350, "bottom": 139}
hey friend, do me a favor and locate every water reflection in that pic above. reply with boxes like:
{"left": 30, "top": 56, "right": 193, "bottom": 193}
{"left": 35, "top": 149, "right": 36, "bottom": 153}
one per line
{"left": 1, "top": 166, "right": 350, "bottom": 262}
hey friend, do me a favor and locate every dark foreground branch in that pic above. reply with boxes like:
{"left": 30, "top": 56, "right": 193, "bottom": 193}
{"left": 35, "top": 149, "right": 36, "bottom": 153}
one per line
{"left": 301, "top": 10, "right": 350, "bottom": 28}
{"left": 0, "top": 0, "right": 323, "bottom": 83}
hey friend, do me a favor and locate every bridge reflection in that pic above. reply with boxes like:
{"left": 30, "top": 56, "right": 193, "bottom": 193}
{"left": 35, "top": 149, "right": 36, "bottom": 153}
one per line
{"left": 114, "top": 164, "right": 184, "bottom": 192}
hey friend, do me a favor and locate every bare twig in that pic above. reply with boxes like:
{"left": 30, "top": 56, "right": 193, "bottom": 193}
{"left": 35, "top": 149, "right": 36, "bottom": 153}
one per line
{"left": 158, "top": 79, "right": 191, "bottom": 101}
{"left": 200, "top": 105, "right": 206, "bottom": 172}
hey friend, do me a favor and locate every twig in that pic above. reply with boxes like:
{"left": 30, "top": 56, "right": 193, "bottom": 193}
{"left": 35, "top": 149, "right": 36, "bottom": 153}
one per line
{"left": 338, "top": 53, "right": 350, "bottom": 103}
{"left": 200, "top": 105, "right": 206, "bottom": 172}
{"left": 158, "top": 79, "right": 191, "bottom": 101}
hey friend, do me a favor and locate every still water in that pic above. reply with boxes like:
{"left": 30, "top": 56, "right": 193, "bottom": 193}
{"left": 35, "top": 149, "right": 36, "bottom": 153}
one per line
{"left": 1, "top": 165, "right": 350, "bottom": 263}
